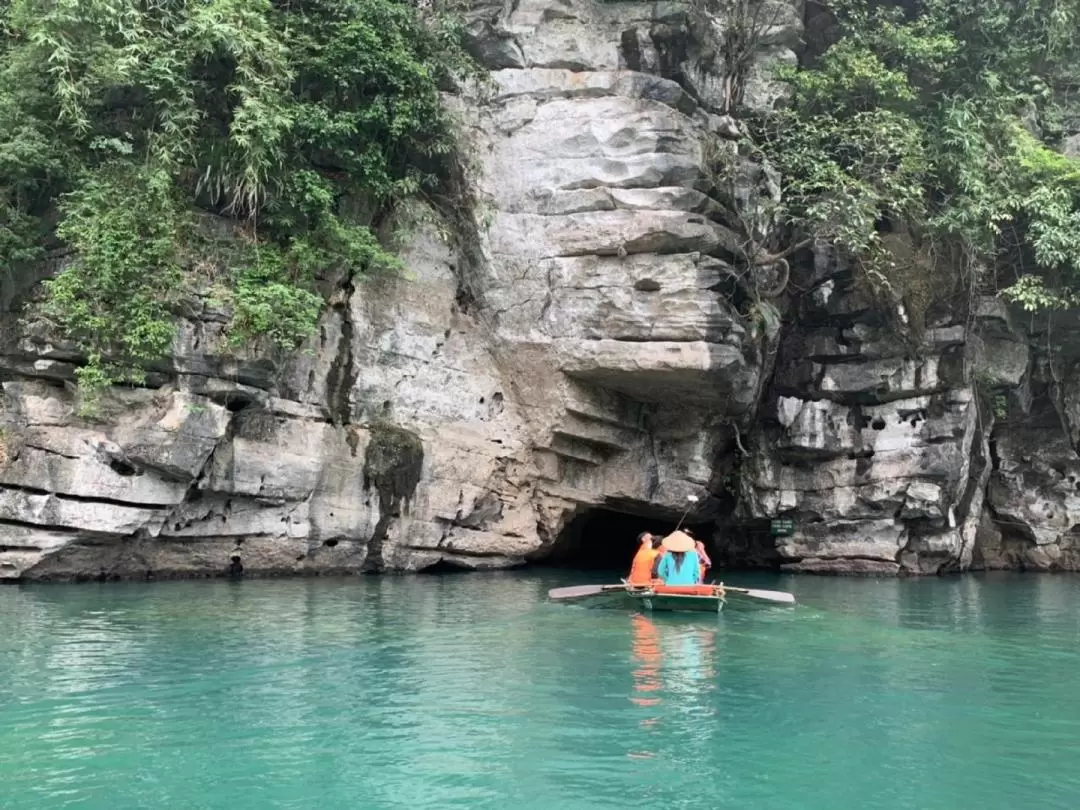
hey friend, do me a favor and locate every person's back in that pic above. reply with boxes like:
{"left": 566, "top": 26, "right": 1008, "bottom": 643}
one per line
{"left": 627, "top": 533, "right": 659, "bottom": 585}
{"left": 695, "top": 541, "right": 712, "bottom": 582}
{"left": 657, "top": 549, "right": 701, "bottom": 586}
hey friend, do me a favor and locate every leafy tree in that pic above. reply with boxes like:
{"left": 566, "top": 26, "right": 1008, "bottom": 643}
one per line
{"left": 751, "top": 0, "right": 1080, "bottom": 318}
{"left": 0, "top": 0, "right": 472, "bottom": 404}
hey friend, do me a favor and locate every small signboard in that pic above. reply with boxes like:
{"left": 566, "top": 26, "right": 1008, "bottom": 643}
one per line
{"left": 770, "top": 518, "right": 795, "bottom": 537}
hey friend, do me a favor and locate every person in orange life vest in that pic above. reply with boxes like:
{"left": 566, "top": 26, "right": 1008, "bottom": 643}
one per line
{"left": 627, "top": 532, "right": 662, "bottom": 586}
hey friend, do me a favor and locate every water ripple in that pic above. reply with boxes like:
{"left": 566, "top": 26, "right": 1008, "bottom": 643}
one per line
{"left": 3, "top": 573, "right": 1080, "bottom": 809}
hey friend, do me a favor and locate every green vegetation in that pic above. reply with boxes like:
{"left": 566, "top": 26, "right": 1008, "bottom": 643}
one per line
{"left": 0, "top": 0, "right": 472, "bottom": 403}
{"left": 752, "top": 0, "right": 1080, "bottom": 318}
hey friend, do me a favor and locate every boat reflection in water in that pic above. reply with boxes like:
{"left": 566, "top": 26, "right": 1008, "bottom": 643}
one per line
{"left": 630, "top": 614, "right": 662, "bottom": 715}
{"left": 629, "top": 613, "right": 719, "bottom": 738}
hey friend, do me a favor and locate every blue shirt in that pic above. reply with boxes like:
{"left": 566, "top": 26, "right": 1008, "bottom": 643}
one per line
{"left": 657, "top": 551, "right": 700, "bottom": 585}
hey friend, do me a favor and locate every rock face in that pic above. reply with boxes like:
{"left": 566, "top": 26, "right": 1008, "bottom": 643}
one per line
{"left": 973, "top": 307, "right": 1080, "bottom": 573}
{"left": 0, "top": 0, "right": 786, "bottom": 580}
{"left": 741, "top": 248, "right": 984, "bottom": 575}
{"left": 739, "top": 251, "right": 1080, "bottom": 574}
{"left": 1, "top": 0, "right": 1078, "bottom": 580}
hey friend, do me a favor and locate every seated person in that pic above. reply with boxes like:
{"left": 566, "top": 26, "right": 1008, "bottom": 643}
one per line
{"left": 655, "top": 531, "right": 701, "bottom": 586}
{"left": 627, "top": 532, "right": 660, "bottom": 586}
{"left": 695, "top": 540, "right": 712, "bottom": 582}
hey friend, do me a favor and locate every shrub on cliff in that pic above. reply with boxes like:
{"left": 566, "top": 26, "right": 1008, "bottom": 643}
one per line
{"left": 752, "top": 0, "right": 1080, "bottom": 317}
{"left": 0, "top": 0, "right": 473, "bottom": 402}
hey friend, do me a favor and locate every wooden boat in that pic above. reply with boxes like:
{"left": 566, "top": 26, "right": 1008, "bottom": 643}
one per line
{"left": 550, "top": 582, "right": 726, "bottom": 614}
{"left": 548, "top": 581, "right": 795, "bottom": 612}
{"left": 625, "top": 585, "right": 725, "bottom": 613}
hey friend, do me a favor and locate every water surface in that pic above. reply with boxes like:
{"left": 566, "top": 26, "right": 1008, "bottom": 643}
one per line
{"left": 2, "top": 571, "right": 1079, "bottom": 809}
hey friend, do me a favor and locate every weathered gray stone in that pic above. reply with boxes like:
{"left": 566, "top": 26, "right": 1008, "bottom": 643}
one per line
{"left": 1062, "top": 133, "right": 1080, "bottom": 158}
{"left": 747, "top": 260, "right": 991, "bottom": 574}
{"left": 781, "top": 558, "right": 902, "bottom": 576}
{"left": 112, "top": 391, "right": 230, "bottom": 481}
{"left": 557, "top": 338, "right": 758, "bottom": 408}
{"left": 777, "top": 519, "right": 906, "bottom": 562}
{"left": 971, "top": 334, "right": 1029, "bottom": 388}
{"left": 987, "top": 430, "right": 1080, "bottom": 549}
{"left": 816, "top": 356, "right": 946, "bottom": 399}
{"left": 0, "top": 437, "right": 188, "bottom": 506}
{"left": 2, "top": 0, "right": 1072, "bottom": 581}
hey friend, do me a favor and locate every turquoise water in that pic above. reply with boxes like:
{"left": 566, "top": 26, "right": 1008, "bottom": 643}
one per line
{"left": 2, "top": 571, "right": 1080, "bottom": 810}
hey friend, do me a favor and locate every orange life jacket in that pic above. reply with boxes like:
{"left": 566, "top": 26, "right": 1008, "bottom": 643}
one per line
{"left": 628, "top": 546, "right": 660, "bottom": 585}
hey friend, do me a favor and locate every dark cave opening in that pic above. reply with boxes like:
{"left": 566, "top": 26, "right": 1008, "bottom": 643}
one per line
{"left": 542, "top": 506, "right": 717, "bottom": 573}
{"left": 419, "top": 558, "right": 474, "bottom": 574}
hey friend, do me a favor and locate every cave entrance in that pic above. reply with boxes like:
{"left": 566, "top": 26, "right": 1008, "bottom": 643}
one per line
{"left": 542, "top": 505, "right": 716, "bottom": 573}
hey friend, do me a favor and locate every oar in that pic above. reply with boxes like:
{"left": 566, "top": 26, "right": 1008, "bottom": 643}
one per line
{"left": 548, "top": 584, "right": 625, "bottom": 600}
{"left": 720, "top": 585, "right": 796, "bottom": 605}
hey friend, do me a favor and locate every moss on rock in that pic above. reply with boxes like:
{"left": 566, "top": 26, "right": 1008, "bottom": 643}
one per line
{"left": 361, "top": 420, "right": 424, "bottom": 573}
{"left": 362, "top": 421, "right": 424, "bottom": 513}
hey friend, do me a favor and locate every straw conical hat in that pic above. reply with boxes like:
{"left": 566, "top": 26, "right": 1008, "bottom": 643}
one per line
{"left": 661, "top": 530, "right": 694, "bottom": 553}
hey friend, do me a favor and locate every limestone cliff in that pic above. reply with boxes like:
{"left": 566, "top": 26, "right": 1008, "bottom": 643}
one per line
{"left": 0, "top": 0, "right": 1076, "bottom": 580}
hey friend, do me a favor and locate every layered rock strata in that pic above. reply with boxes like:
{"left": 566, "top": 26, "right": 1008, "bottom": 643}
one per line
{"left": 0, "top": 0, "right": 788, "bottom": 580}
{"left": 2, "top": 0, "right": 1079, "bottom": 580}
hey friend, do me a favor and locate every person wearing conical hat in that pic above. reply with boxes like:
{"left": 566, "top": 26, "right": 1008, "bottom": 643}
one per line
{"left": 655, "top": 530, "right": 702, "bottom": 586}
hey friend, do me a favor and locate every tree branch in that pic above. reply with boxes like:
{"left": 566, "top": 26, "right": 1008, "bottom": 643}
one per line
{"left": 732, "top": 421, "right": 749, "bottom": 456}
{"left": 751, "top": 237, "right": 814, "bottom": 265}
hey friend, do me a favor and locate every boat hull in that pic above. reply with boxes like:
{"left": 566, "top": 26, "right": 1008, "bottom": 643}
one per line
{"left": 569, "top": 589, "right": 725, "bottom": 614}
{"left": 629, "top": 592, "right": 724, "bottom": 613}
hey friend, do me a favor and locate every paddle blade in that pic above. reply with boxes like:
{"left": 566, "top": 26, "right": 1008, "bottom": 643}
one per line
{"left": 727, "top": 587, "right": 796, "bottom": 605}
{"left": 548, "top": 584, "right": 617, "bottom": 600}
